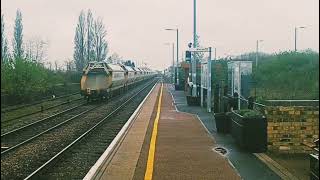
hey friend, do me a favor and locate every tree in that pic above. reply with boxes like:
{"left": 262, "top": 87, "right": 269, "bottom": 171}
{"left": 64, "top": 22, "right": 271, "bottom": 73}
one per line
{"left": 193, "top": 35, "right": 204, "bottom": 63}
{"left": 73, "top": 11, "right": 86, "bottom": 71}
{"left": 124, "top": 60, "right": 135, "bottom": 67}
{"left": 73, "top": 10, "right": 109, "bottom": 69}
{"left": 13, "top": 9, "right": 24, "bottom": 59}
{"left": 54, "top": 61, "right": 58, "bottom": 71}
{"left": 25, "top": 37, "right": 48, "bottom": 63}
{"left": 107, "top": 53, "right": 121, "bottom": 63}
{"left": 86, "top": 10, "right": 94, "bottom": 62}
{"left": 92, "top": 17, "right": 108, "bottom": 61}
{"left": 1, "top": 14, "right": 10, "bottom": 63}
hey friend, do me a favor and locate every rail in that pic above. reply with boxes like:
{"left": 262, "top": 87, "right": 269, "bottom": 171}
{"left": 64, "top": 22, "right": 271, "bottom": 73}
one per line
{"left": 84, "top": 81, "right": 158, "bottom": 179}
{"left": 1, "top": 104, "right": 94, "bottom": 155}
{"left": 1, "top": 92, "right": 80, "bottom": 113}
{"left": 2, "top": 97, "right": 82, "bottom": 123}
{"left": 1, "top": 103, "right": 85, "bottom": 137}
{"left": 23, "top": 79, "right": 157, "bottom": 179}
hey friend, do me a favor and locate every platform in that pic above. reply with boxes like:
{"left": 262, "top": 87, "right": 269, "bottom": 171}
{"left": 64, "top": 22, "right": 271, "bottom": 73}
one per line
{"left": 84, "top": 83, "right": 281, "bottom": 180}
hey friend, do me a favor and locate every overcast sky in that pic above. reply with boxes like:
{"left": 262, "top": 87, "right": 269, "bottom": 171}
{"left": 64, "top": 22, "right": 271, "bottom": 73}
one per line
{"left": 2, "top": 0, "right": 319, "bottom": 70}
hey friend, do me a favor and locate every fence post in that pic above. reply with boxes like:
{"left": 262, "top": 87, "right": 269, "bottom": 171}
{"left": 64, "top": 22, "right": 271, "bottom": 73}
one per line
{"left": 233, "top": 92, "right": 239, "bottom": 110}
{"left": 248, "top": 96, "right": 254, "bottom": 109}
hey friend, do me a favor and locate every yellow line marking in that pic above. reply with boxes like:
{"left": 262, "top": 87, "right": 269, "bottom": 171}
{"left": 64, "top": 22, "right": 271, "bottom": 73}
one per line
{"left": 144, "top": 83, "right": 163, "bottom": 180}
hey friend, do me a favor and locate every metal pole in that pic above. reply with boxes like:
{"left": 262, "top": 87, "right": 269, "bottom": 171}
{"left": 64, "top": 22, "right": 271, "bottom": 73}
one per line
{"left": 193, "top": 0, "right": 197, "bottom": 48}
{"left": 192, "top": 0, "right": 197, "bottom": 97}
{"left": 231, "top": 64, "right": 234, "bottom": 95}
{"left": 214, "top": 47, "right": 217, "bottom": 60}
{"left": 238, "top": 62, "right": 241, "bottom": 110}
{"left": 176, "top": 29, "right": 179, "bottom": 86}
{"left": 295, "top": 27, "right": 297, "bottom": 51}
{"left": 255, "top": 40, "right": 258, "bottom": 68}
{"left": 172, "top": 43, "right": 175, "bottom": 84}
{"left": 207, "top": 47, "right": 212, "bottom": 112}
{"left": 200, "top": 65, "right": 203, "bottom": 107}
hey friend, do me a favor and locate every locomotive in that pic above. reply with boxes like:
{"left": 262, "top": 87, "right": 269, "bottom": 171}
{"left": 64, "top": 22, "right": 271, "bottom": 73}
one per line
{"left": 80, "top": 61, "right": 155, "bottom": 100}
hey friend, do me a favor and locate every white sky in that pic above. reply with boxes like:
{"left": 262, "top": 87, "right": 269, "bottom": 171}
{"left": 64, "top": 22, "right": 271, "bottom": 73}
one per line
{"left": 2, "top": 0, "right": 319, "bottom": 70}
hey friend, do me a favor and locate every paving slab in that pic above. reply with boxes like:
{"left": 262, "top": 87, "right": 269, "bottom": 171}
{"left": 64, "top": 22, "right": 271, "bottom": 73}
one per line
{"left": 151, "top": 84, "right": 241, "bottom": 180}
{"left": 168, "top": 85, "right": 282, "bottom": 180}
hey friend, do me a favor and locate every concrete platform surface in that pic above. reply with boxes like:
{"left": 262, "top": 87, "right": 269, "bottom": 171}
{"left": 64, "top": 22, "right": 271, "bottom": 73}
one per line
{"left": 146, "top": 84, "right": 241, "bottom": 180}
{"left": 89, "top": 83, "right": 282, "bottom": 180}
{"left": 168, "top": 85, "right": 282, "bottom": 180}
{"left": 91, "top": 84, "right": 160, "bottom": 180}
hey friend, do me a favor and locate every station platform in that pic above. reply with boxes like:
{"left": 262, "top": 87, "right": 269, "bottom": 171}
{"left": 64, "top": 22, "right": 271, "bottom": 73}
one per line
{"left": 84, "top": 83, "right": 281, "bottom": 180}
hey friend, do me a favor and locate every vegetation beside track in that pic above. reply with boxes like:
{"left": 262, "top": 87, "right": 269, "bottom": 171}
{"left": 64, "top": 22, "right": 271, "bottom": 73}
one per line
{"left": 253, "top": 50, "right": 319, "bottom": 101}
{"left": 1, "top": 58, "right": 81, "bottom": 106}
{"left": 226, "top": 50, "right": 319, "bottom": 101}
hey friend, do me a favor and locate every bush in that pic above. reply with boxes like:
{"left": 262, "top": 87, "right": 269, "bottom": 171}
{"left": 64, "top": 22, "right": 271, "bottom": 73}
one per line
{"left": 233, "top": 109, "right": 263, "bottom": 118}
{"left": 1, "top": 58, "right": 81, "bottom": 104}
{"left": 253, "top": 50, "right": 319, "bottom": 100}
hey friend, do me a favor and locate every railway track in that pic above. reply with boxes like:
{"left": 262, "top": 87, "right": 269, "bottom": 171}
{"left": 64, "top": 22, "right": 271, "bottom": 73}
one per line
{"left": 1, "top": 79, "right": 157, "bottom": 179}
{"left": 1, "top": 92, "right": 80, "bottom": 113}
{"left": 1, "top": 93, "right": 82, "bottom": 123}
{"left": 1, "top": 98, "right": 87, "bottom": 135}
{"left": 26, "top": 80, "right": 157, "bottom": 179}
{"left": 1, "top": 103, "right": 90, "bottom": 154}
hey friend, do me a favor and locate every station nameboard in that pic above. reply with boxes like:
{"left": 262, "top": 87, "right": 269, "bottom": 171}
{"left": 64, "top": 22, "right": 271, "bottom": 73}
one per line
{"left": 188, "top": 47, "right": 210, "bottom": 52}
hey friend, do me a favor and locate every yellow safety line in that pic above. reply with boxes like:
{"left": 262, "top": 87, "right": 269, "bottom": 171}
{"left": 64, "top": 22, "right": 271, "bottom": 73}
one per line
{"left": 144, "top": 83, "right": 163, "bottom": 180}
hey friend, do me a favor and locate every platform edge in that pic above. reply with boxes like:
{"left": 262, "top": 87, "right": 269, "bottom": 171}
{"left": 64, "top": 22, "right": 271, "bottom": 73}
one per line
{"left": 83, "top": 82, "right": 158, "bottom": 180}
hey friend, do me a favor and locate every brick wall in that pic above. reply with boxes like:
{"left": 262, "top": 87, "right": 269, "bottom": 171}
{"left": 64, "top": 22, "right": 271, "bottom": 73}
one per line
{"left": 265, "top": 106, "right": 319, "bottom": 153}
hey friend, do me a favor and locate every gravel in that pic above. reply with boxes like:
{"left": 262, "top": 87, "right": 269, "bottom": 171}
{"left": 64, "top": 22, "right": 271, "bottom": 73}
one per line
{"left": 1, "top": 79, "right": 156, "bottom": 179}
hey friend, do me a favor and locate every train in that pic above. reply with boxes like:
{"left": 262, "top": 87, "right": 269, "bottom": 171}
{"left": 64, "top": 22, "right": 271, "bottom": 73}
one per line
{"left": 80, "top": 61, "right": 156, "bottom": 101}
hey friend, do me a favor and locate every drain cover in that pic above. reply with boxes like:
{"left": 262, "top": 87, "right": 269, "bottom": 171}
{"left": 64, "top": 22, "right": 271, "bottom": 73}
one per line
{"left": 213, "top": 147, "right": 228, "bottom": 155}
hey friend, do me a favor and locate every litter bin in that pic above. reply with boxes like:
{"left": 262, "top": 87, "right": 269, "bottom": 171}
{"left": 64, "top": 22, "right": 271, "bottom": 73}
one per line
{"left": 228, "top": 109, "right": 267, "bottom": 152}
{"left": 214, "top": 112, "right": 230, "bottom": 133}
{"left": 310, "top": 153, "right": 319, "bottom": 180}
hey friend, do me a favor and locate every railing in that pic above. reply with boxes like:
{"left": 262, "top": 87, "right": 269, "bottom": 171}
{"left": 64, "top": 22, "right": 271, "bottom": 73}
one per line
{"left": 223, "top": 94, "right": 319, "bottom": 115}
{"left": 264, "top": 99, "right": 319, "bottom": 107}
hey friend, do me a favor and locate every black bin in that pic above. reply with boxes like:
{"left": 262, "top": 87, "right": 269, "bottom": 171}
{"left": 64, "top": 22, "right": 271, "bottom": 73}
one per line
{"left": 214, "top": 112, "right": 230, "bottom": 133}
{"left": 228, "top": 110, "right": 267, "bottom": 153}
{"left": 310, "top": 153, "right": 319, "bottom": 180}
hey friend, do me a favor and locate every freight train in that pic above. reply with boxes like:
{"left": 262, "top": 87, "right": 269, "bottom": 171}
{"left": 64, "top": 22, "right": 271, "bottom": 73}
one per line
{"left": 80, "top": 61, "right": 156, "bottom": 101}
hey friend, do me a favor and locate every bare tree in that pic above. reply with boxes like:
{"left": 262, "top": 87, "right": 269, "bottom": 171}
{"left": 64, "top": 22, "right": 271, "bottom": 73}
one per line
{"left": 107, "top": 53, "right": 121, "bottom": 63}
{"left": 73, "top": 11, "right": 86, "bottom": 71}
{"left": 74, "top": 10, "right": 108, "bottom": 68}
{"left": 193, "top": 35, "right": 204, "bottom": 63}
{"left": 13, "top": 9, "right": 24, "bottom": 60}
{"left": 1, "top": 14, "right": 10, "bottom": 63}
{"left": 64, "top": 59, "right": 73, "bottom": 72}
{"left": 25, "top": 37, "right": 48, "bottom": 63}
{"left": 47, "top": 61, "right": 52, "bottom": 70}
{"left": 92, "top": 17, "right": 108, "bottom": 61}
{"left": 54, "top": 61, "right": 58, "bottom": 71}
{"left": 86, "top": 9, "right": 94, "bottom": 62}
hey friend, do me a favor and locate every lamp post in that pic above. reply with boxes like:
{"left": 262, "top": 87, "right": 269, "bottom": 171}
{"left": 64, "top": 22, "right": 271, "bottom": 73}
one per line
{"left": 255, "top": 40, "right": 263, "bottom": 68}
{"left": 165, "top": 28, "right": 179, "bottom": 87}
{"left": 164, "top": 42, "right": 175, "bottom": 84}
{"left": 295, "top": 26, "right": 306, "bottom": 51}
{"left": 192, "top": 0, "right": 197, "bottom": 97}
